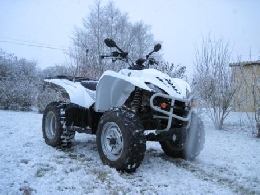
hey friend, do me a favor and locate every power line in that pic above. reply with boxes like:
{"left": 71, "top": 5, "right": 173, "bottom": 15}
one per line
{"left": 0, "top": 36, "right": 54, "bottom": 46}
{"left": 0, "top": 38, "right": 70, "bottom": 51}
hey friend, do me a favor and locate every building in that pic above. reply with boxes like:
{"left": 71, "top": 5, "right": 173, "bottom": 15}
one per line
{"left": 229, "top": 60, "right": 260, "bottom": 112}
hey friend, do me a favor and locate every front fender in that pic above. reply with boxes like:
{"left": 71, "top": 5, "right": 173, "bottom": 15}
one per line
{"left": 94, "top": 71, "right": 151, "bottom": 112}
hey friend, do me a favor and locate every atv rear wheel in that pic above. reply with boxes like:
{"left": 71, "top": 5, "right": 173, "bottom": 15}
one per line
{"left": 97, "top": 107, "right": 146, "bottom": 173}
{"left": 160, "top": 112, "right": 205, "bottom": 160}
{"left": 42, "top": 102, "right": 75, "bottom": 147}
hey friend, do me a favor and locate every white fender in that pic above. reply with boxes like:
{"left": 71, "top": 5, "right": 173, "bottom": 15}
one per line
{"left": 44, "top": 78, "right": 95, "bottom": 108}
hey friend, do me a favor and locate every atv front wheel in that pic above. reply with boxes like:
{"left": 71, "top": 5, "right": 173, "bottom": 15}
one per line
{"left": 42, "top": 102, "right": 75, "bottom": 147}
{"left": 160, "top": 112, "right": 205, "bottom": 160}
{"left": 97, "top": 107, "right": 146, "bottom": 172}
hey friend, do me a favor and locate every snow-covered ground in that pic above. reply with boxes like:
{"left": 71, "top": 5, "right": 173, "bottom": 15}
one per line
{"left": 0, "top": 110, "right": 259, "bottom": 195}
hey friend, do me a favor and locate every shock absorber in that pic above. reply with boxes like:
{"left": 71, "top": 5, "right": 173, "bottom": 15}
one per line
{"left": 131, "top": 88, "right": 143, "bottom": 111}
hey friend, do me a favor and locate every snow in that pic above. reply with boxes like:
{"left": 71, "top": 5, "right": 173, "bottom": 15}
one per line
{"left": 0, "top": 110, "right": 260, "bottom": 194}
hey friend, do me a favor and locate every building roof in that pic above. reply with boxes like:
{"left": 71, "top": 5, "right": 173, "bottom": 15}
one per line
{"left": 229, "top": 60, "right": 260, "bottom": 67}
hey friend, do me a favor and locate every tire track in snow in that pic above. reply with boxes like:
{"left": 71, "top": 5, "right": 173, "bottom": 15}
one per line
{"left": 158, "top": 154, "right": 259, "bottom": 195}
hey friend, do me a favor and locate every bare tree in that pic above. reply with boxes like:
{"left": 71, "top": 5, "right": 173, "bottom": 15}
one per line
{"left": 154, "top": 62, "right": 187, "bottom": 79}
{"left": 258, "top": 108, "right": 260, "bottom": 138}
{"left": 192, "top": 35, "right": 238, "bottom": 130}
{"left": 69, "top": 1, "right": 155, "bottom": 79}
{"left": 250, "top": 65, "right": 260, "bottom": 137}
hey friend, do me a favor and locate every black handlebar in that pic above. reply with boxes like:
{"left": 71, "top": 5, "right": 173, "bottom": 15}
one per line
{"left": 101, "top": 38, "right": 160, "bottom": 69}
{"left": 100, "top": 51, "right": 128, "bottom": 59}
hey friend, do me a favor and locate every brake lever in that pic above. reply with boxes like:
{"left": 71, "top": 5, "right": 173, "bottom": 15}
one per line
{"left": 112, "top": 58, "right": 117, "bottom": 63}
{"left": 148, "top": 58, "right": 158, "bottom": 65}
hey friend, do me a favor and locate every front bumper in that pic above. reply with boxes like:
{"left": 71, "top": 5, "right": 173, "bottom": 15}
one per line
{"left": 150, "top": 93, "right": 193, "bottom": 132}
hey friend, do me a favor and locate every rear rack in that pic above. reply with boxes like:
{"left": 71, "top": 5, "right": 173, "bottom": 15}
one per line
{"left": 45, "top": 75, "right": 93, "bottom": 82}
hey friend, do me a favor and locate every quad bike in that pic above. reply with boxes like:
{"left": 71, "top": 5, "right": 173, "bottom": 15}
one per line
{"left": 42, "top": 38, "right": 205, "bottom": 172}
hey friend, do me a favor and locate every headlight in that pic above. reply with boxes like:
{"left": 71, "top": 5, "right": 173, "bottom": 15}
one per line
{"left": 186, "top": 88, "right": 191, "bottom": 98}
{"left": 146, "top": 83, "right": 164, "bottom": 93}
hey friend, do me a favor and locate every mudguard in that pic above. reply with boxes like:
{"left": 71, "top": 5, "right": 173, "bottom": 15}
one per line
{"left": 44, "top": 78, "right": 96, "bottom": 108}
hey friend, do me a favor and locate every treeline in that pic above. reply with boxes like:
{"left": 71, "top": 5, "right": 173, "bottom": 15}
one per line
{"left": 0, "top": 49, "right": 72, "bottom": 111}
{"left": 0, "top": 50, "right": 39, "bottom": 111}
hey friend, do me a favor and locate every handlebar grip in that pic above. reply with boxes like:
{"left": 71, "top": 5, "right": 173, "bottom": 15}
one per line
{"left": 112, "top": 51, "right": 119, "bottom": 57}
{"left": 100, "top": 55, "right": 111, "bottom": 59}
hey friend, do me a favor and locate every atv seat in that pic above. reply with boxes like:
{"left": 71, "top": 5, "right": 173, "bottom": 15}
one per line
{"left": 80, "top": 81, "right": 98, "bottom": 91}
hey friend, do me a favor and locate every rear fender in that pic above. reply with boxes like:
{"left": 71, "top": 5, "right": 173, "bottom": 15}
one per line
{"left": 43, "top": 78, "right": 95, "bottom": 108}
{"left": 43, "top": 82, "right": 70, "bottom": 100}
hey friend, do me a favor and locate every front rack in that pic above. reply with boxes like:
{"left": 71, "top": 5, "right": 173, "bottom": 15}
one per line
{"left": 150, "top": 93, "right": 193, "bottom": 132}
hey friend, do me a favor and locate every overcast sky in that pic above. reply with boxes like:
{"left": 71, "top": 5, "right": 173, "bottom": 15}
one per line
{"left": 0, "top": 0, "right": 259, "bottom": 77}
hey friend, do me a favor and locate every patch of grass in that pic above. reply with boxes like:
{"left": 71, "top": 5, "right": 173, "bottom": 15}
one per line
{"left": 20, "top": 159, "right": 29, "bottom": 164}
{"left": 19, "top": 186, "right": 36, "bottom": 195}
{"left": 95, "top": 170, "right": 108, "bottom": 182}
{"left": 34, "top": 163, "right": 55, "bottom": 177}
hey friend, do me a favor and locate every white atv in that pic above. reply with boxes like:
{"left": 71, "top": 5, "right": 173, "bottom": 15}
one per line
{"left": 42, "top": 39, "right": 205, "bottom": 172}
